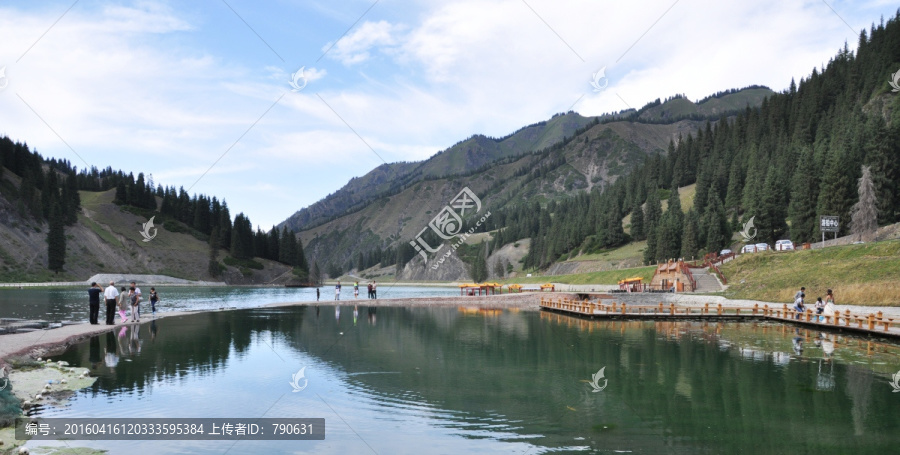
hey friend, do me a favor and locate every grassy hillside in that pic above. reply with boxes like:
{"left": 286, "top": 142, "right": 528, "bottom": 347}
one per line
{"left": 566, "top": 241, "right": 647, "bottom": 264}
{"left": 500, "top": 266, "right": 656, "bottom": 285}
{"left": 722, "top": 240, "right": 900, "bottom": 306}
{"left": 0, "top": 184, "right": 291, "bottom": 283}
{"left": 637, "top": 88, "right": 774, "bottom": 121}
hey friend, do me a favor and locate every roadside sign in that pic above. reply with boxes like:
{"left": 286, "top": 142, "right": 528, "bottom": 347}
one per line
{"left": 820, "top": 216, "right": 839, "bottom": 233}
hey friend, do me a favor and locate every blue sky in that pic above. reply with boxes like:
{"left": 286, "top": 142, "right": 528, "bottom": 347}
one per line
{"left": 0, "top": 0, "right": 897, "bottom": 229}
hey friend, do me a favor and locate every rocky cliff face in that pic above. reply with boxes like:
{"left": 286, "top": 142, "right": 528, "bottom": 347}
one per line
{"left": 398, "top": 250, "right": 470, "bottom": 282}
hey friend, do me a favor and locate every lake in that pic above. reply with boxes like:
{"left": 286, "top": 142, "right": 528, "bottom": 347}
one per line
{"left": 23, "top": 306, "right": 900, "bottom": 454}
{"left": 0, "top": 285, "right": 458, "bottom": 321}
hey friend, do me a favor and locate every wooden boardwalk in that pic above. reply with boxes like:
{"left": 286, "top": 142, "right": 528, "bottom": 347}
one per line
{"left": 540, "top": 297, "right": 900, "bottom": 339}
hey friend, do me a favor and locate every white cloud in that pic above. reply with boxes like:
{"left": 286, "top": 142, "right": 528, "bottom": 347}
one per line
{"left": 324, "top": 20, "right": 403, "bottom": 65}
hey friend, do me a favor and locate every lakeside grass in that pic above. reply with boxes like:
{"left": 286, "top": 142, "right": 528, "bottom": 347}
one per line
{"left": 500, "top": 266, "right": 656, "bottom": 285}
{"left": 722, "top": 239, "right": 900, "bottom": 306}
{"left": 568, "top": 241, "right": 647, "bottom": 262}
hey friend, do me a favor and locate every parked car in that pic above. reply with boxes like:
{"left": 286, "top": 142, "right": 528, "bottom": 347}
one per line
{"left": 754, "top": 243, "right": 770, "bottom": 251}
{"left": 775, "top": 239, "right": 794, "bottom": 251}
{"left": 741, "top": 244, "right": 757, "bottom": 253}
{"left": 720, "top": 249, "right": 733, "bottom": 256}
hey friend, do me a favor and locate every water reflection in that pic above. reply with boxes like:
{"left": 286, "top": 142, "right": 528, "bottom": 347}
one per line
{"left": 34, "top": 306, "right": 900, "bottom": 454}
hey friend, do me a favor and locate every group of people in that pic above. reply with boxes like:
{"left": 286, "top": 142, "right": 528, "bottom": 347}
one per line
{"left": 318, "top": 281, "right": 378, "bottom": 301}
{"left": 87, "top": 281, "right": 160, "bottom": 325}
{"left": 792, "top": 286, "right": 836, "bottom": 320}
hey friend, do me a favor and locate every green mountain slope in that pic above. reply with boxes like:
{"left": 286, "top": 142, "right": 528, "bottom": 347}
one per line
{"left": 0, "top": 180, "right": 290, "bottom": 284}
{"left": 637, "top": 87, "right": 773, "bottom": 122}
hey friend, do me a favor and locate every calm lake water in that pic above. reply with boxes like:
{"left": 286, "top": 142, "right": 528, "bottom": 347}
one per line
{"left": 24, "top": 307, "right": 900, "bottom": 454}
{"left": 0, "top": 285, "right": 458, "bottom": 321}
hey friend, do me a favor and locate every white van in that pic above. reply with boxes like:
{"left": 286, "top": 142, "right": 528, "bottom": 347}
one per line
{"left": 775, "top": 239, "right": 794, "bottom": 251}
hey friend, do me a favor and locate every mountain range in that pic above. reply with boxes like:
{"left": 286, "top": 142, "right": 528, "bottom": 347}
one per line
{"left": 284, "top": 87, "right": 774, "bottom": 279}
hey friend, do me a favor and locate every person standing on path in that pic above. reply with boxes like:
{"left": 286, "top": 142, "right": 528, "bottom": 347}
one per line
{"left": 130, "top": 282, "right": 142, "bottom": 322}
{"left": 335, "top": 281, "right": 341, "bottom": 301}
{"left": 367, "top": 282, "right": 373, "bottom": 299}
{"left": 316, "top": 287, "right": 320, "bottom": 301}
{"left": 372, "top": 281, "right": 377, "bottom": 299}
{"left": 149, "top": 287, "right": 159, "bottom": 316}
{"left": 87, "top": 282, "right": 103, "bottom": 325}
{"left": 103, "top": 281, "right": 119, "bottom": 325}
{"left": 354, "top": 281, "right": 359, "bottom": 299}
{"left": 823, "top": 289, "right": 837, "bottom": 320}
{"left": 118, "top": 286, "right": 129, "bottom": 323}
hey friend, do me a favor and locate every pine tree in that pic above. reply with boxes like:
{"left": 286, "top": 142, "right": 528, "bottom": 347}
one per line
{"left": 643, "top": 225, "right": 657, "bottom": 265}
{"left": 279, "top": 226, "right": 296, "bottom": 265}
{"left": 693, "top": 169, "right": 711, "bottom": 215}
{"left": 493, "top": 259, "right": 505, "bottom": 279}
{"left": 230, "top": 213, "right": 253, "bottom": 259}
{"left": 630, "top": 201, "right": 645, "bottom": 240}
{"left": 788, "top": 146, "right": 819, "bottom": 243}
{"left": 850, "top": 165, "right": 878, "bottom": 241}
{"left": 46, "top": 201, "right": 66, "bottom": 273}
{"left": 219, "top": 205, "right": 232, "bottom": 249}
{"left": 666, "top": 186, "right": 684, "bottom": 254}
{"left": 865, "top": 115, "right": 899, "bottom": 224}
{"left": 267, "top": 226, "right": 280, "bottom": 261}
{"left": 741, "top": 157, "right": 763, "bottom": 221}
{"left": 681, "top": 209, "right": 700, "bottom": 260}
{"left": 655, "top": 217, "right": 672, "bottom": 261}
{"left": 817, "top": 147, "right": 855, "bottom": 237}
{"left": 41, "top": 170, "right": 59, "bottom": 220}
{"left": 605, "top": 203, "right": 625, "bottom": 247}
{"left": 470, "top": 241, "right": 489, "bottom": 282}
{"left": 758, "top": 165, "right": 788, "bottom": 244}
{"left": 114, "top": 181, "right": 127, "bottom": 205}
{"left": 724, "top": 161, "right": 743, "bottom": 212}
{"left": 703, "top": 194, "right": 728, "bottom": 254}
{"left": 644, "top": 189, "right": 662, "bottom": 229}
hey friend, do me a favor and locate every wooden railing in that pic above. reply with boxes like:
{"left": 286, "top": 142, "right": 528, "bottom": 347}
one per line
{"left": 539, "top": 298, "right": 898, "bottom": 334}
{"left": 707, "top": 261, "right": 727, "bottom": 285}
{"left": 680, "top": 262, "right": 697, "bottom": 291}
